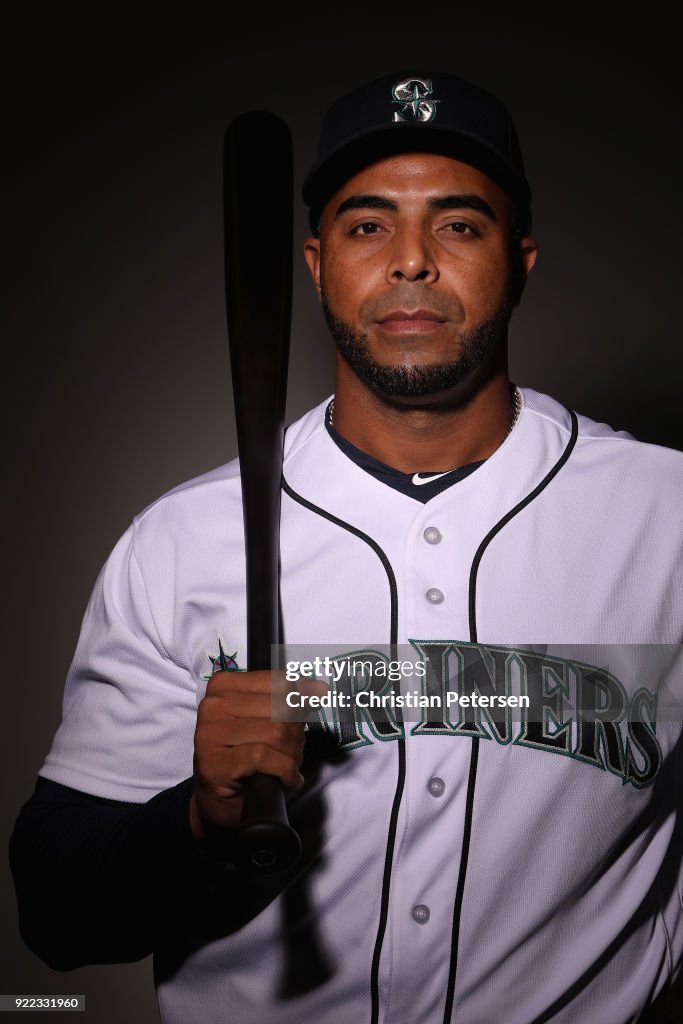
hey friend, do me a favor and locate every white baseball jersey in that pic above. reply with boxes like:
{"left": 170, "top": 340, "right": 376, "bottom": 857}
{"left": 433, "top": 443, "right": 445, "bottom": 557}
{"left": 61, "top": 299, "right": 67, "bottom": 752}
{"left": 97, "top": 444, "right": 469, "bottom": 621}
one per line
{"left": 41, "top": 388, "right": 683, "bottom": 1024}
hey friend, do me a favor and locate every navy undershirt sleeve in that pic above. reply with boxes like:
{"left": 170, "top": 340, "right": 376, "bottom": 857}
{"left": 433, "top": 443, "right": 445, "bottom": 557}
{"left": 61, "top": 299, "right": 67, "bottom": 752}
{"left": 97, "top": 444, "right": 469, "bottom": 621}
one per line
{"left": 9, "top": 776, "right": 240, "bottom": 970}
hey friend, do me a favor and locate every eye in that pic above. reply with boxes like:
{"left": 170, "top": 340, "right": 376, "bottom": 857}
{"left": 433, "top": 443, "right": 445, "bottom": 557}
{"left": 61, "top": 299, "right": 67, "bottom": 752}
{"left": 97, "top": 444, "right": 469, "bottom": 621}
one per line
{"left": 350, "top": 221, "right": 384, "bottom": 236}
{"left": 443, "top": 221, "right": 479, "bottom": 237}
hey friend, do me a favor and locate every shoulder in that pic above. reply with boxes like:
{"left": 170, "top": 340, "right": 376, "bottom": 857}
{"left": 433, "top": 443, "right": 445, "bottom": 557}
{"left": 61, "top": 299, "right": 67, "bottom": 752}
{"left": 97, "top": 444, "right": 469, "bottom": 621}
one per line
{"left": 521, "top": 387, "right": 683, "bottom": 487}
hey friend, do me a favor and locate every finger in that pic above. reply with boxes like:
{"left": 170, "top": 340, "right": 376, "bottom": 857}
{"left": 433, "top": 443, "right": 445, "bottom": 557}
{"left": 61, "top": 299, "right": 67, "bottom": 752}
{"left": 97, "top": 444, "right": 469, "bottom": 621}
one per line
{"left": 199, "top": 691, "right": 311, "bottom": 730}
{"left": 198, "top": 742, "right": 305, "bottom": 793}
{"left": 207, "top": 669, "right": 330, "bottom": 700}
{"left": 196, "top": 718, "right": 305, "bottom": 757}
{"left": 202, "top": 690, "right": 278, "bottom": 720}
{"left": 205, "top": 668, "right": 275, "bottom": 697}
{"left": 293, "top": 677, "right": 332, "bottom": 698}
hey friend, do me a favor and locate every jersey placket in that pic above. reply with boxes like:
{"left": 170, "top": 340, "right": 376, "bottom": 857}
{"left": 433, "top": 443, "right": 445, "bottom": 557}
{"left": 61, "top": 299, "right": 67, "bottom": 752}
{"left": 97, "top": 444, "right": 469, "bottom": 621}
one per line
{"left": 377, "top": 501, "right": 477, "bottom": 1022}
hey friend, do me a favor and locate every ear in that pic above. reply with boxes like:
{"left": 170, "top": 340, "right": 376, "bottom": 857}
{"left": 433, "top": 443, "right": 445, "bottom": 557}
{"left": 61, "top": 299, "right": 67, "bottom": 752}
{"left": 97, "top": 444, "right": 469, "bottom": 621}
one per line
{"left": 303, "top": 237, "right": 322, "bottom": 300}
{"left": 520, "top": 237, "right": 538, "bottom": 277}
{"left": 509, "top": 237, "right": 538, "bottom": 308}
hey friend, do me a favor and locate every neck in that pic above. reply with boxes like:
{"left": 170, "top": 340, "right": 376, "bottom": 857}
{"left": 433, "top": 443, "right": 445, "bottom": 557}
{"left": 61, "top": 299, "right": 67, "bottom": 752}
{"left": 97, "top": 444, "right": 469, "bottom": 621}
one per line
{"left": 331, "top": 356, "right": 515, "bottom": 473}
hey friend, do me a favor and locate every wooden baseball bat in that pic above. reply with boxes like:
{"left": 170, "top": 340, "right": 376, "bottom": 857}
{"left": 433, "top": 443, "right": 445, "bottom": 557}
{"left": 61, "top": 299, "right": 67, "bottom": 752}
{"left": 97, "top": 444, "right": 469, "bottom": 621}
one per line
{"left": 223, "top": 110, "right": 302, "bottom": 874}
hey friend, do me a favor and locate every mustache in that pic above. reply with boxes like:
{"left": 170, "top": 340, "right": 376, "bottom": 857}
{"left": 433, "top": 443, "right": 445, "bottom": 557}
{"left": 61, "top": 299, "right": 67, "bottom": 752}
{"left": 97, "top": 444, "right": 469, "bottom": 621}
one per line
{"left": 359, "top": 288, "right": 465, "bottom": 323}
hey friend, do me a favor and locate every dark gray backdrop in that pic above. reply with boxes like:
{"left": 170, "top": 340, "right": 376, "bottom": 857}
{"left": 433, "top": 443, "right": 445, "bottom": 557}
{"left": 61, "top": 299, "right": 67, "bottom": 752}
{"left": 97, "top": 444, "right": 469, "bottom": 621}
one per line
{"left": 4, "top": 5, "right": 680, "bottom": 1021}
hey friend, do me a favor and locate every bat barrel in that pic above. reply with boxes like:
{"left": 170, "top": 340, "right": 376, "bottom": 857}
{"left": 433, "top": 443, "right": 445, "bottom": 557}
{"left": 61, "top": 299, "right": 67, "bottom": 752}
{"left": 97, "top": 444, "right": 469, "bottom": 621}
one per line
{"left": 224, "top": 110, "right": 302, "bottom": 874}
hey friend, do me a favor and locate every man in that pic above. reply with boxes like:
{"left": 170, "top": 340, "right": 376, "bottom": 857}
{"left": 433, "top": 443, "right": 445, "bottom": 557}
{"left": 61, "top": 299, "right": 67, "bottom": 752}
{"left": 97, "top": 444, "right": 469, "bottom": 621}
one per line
{"left": 10, "top": 71, "right": 682, "bottom": 1023}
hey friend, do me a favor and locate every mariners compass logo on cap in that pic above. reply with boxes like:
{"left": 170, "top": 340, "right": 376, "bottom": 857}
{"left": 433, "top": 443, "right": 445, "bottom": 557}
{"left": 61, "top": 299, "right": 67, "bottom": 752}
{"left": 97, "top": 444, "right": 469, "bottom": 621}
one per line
{"left": 391, "top": 77, "right": 438, "bottom": 123}
{"left": 302, "top": 70, "right": 532, "bottom": 235}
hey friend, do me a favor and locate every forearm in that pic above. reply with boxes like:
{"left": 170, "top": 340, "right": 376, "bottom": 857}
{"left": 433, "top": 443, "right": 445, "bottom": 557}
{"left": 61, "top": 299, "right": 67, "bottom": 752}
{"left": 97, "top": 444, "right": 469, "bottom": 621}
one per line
{"left": 9, "top": 777, "right": 237, "bottom": 970}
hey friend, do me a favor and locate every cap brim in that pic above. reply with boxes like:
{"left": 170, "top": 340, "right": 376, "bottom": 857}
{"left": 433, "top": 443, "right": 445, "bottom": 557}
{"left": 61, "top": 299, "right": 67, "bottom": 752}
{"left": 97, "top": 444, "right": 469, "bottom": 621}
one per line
{"left": 303, "top": 124, "right": 532, "bottom": 225}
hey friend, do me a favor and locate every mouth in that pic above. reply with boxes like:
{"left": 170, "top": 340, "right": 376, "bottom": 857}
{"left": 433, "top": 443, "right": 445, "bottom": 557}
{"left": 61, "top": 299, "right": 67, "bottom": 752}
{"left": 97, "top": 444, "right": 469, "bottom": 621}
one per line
{"left": 376, "top": 309, "right": 448, "bottom": 334}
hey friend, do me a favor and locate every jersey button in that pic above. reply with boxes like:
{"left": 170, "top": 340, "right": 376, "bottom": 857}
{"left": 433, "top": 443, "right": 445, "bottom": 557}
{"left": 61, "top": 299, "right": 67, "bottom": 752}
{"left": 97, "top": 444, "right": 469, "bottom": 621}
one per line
{"left": 425, "top": 588, "right": 444, "bottom": 604}
{"left": 412, "top": 904, "right": 430, "bottom": 924}
{"left": 423, "top": 526, "right": 442, "bottom": 545}
{"left": 427, "top": 776, "right": 445, "bottom": 797}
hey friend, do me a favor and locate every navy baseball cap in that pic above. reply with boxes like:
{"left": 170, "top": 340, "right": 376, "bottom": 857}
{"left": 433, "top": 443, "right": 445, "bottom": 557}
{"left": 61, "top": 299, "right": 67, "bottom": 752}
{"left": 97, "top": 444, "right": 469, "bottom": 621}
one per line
{"left": 303, "top": 71, "right": 532, "bottom": 235}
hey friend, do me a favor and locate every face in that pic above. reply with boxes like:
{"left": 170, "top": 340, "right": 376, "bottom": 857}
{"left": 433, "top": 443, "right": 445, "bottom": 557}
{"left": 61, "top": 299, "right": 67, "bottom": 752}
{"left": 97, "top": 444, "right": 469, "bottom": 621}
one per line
{"left": 304, "top": 153, "right": 537, "bottom": 402}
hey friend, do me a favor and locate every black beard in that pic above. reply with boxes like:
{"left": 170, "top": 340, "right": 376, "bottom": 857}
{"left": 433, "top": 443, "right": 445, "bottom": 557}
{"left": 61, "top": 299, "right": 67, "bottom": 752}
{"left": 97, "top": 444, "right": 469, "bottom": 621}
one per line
{"left": 321, "top": 290, "right": 514, "bottom": 399}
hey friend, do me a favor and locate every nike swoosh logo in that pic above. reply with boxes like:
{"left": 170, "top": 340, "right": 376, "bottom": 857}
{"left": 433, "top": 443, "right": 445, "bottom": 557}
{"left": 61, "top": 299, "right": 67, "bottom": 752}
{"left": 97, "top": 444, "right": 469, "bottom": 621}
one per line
{"left": 411, "top": 470, "right": 455, "bottom": 486}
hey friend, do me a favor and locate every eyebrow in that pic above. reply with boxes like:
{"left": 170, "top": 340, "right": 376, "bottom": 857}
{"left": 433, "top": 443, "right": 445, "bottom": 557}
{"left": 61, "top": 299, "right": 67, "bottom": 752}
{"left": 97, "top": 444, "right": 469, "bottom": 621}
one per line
{"left": 335, "top": 195, "right": 398, "bottom": 217}
{"left": 335, "top": 192, "right": 497, "bottom": 222}
{"left": 428, "top": 194, "right": 497, "bottom": 221}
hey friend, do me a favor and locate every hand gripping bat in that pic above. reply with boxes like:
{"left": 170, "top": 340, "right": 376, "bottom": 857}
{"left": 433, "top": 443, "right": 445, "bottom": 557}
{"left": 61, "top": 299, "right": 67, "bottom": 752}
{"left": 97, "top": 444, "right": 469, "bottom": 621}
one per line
{"left": 223, "top": 110, "right": 302, "bottom": 874}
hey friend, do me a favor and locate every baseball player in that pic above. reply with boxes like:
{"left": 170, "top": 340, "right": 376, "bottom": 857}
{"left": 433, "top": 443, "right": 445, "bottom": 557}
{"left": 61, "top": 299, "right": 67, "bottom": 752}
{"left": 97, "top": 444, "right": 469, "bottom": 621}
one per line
{"left": 10, "top": 72, "right": 683, "bottom": 1024}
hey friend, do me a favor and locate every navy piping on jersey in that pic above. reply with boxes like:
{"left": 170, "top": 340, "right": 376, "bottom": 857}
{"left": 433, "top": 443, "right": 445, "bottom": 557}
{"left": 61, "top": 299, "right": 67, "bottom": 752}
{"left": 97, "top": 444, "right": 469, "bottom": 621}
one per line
{"left": 280, "top": 475, "right": 403, "bottom": 1024}
{"left": 442, "top": 406, "right": 579, "bottom": 1024}
{"left": 467, "top": 408, "right": 580, "bottom": 645}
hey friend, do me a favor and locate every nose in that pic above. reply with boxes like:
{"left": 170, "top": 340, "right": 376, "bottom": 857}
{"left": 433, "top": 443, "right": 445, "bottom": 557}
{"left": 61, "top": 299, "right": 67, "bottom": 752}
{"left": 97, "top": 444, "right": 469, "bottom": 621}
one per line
{"left": 385, "top": 224, "right": 438, "bottom": 284}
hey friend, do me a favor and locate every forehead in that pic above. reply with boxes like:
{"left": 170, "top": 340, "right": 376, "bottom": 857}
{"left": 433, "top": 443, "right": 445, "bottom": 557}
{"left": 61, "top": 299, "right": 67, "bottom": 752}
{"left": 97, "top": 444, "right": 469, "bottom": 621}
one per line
{"left": 323, "top": 152, "right": 512, "bottom": 215}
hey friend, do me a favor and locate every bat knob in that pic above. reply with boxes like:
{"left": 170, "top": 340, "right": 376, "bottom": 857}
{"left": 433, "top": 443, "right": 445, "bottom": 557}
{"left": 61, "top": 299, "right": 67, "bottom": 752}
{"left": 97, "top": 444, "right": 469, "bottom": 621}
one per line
{"left": 236, "top": 773, "right": 302, "bottom": 875}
